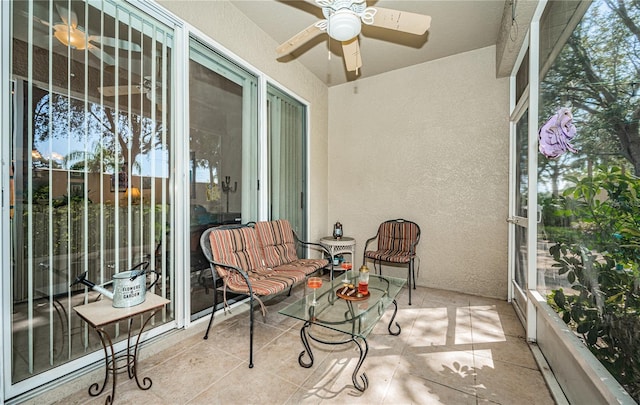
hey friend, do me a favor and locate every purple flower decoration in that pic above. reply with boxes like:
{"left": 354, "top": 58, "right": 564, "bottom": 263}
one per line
{"left": 538, "top": 107, "right": 578, "bottom": 159}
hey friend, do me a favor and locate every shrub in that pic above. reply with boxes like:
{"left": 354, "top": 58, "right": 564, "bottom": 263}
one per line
{"left": 547, "top": 166, "right": 640, "bottom": 401}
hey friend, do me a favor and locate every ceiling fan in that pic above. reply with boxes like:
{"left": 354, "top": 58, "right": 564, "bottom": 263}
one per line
{"left": 98, "top": 62, "right": 166, "bottom": 111}
{"left": 276, "top": 0, "right": 431, "bottom": 73}
{"left": 34, "top": 4, "right": 141, "bottom": 66}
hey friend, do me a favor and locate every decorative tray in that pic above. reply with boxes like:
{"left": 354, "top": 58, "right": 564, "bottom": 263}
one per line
{"left": 336, "top": 284, "right": 370, "bottom": 301}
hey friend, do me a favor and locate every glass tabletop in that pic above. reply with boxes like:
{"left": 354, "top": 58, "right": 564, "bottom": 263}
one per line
{"left": 278, "top": 273, "right": 406, "bottom": 338}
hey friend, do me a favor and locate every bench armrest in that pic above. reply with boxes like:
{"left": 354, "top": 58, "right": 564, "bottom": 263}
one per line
{"left": 206, "top": 259, "right": 254, "bottom": 296}
{"left": 293, "top": 231, "right": 332, "bottom": 260}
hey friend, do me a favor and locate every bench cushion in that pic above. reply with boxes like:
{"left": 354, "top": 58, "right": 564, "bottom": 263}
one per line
{"left": 255, "top": 219, "right": 299, "bottom": 267}
{"left": 273, "top": 259, "right": 328, "bottom": 276}
{"left": 208, "top": 227, "right": 294, "bottom": 296}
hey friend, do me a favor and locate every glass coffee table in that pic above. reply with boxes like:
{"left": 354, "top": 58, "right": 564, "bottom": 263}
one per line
{"left": 278, "top": 273, "right": 405, "bottom": 391}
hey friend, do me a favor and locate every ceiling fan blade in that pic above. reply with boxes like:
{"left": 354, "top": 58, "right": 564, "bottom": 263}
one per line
{"left": 88, "top": 46, "right": 115, "bottom": 66}
{"left": 91, "top": 36, "right": 142, "bottom": 52}
{"left": 55, "top": 4, "right": 78, "bottom": 29}
{"left": 342, "top": 37, "right": 362, "bottom": 73}
{"left": 98, "top": 85, "right": 143, "bottom": 97}
{"left": 32, "top": 15, "right": 52, "bottom": 28}
{"left": 368, "top": 7, "right": 431, "bottom": 35}
{"left": 276, "top": 22, "right": 325, "bottom": 57}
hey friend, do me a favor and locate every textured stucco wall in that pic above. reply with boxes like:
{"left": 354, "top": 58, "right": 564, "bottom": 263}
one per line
{"left": 157, "top": 0, "right": 329, "bottom": 242}
{"left": 328, "top": 46, "right": 510, "bottom": 299}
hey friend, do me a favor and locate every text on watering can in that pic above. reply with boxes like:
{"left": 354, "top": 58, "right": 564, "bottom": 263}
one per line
{"left": 121, "top": 284, "right": 141, "bottom": 299}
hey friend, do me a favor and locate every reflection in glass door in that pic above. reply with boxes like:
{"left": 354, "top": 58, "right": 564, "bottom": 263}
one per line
{"left": 188, "top": 38, "right": 258, "bottom": 319}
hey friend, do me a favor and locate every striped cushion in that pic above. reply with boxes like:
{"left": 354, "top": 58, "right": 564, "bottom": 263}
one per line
{"left": 208, "top": 227, "right": 270, "bottom": 277}
{"left": 255, "top": 220, "right": 299, "bottom": 267}
{"left": 364, "top": 250, "right": 413, "bottom": 264}
{"left": 365, "top": 221, "right": 419, "bottom": 264}
{"left": 223, "top": 271, "right": 295, "bottom": 296}
{"left": 378, "top": 221, "right": 419, "bottom": 253}
{"left": 273, "top": 258, "right": 328, "bottom": 277}
{"left": 208, "top": 227, "right": 295, "bottom": 296}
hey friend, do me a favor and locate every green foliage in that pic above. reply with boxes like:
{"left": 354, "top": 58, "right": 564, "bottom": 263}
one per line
{"left": 27, "top": 203, "right": 168, "bottom": 258}
{"left": 548, "top": 166, "right": 640, "bottom": 401}
{"left": 540, "top": 1, "right": 640, "bottom": 177}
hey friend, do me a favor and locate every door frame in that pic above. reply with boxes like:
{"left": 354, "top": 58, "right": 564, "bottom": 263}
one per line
{"left": 508, "top": 16, "right": 542, "bottom": 342}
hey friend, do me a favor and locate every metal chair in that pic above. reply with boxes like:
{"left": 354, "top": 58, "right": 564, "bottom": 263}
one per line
{"left": 363, "top": 219, "right": 420, "bottom": 305}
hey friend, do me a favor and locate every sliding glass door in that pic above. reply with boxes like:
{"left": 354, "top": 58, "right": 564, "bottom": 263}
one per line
{"left": 188, "top": 37, "right": 258, "bottom": 319}
{"left": 7, "top": 0, "right": 175, "bottom": 388}
{"left": 267, "top": 84, "right": 307, "bottom": 239}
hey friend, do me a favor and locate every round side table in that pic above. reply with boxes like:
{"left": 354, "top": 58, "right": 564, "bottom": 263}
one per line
{"left": 320, "top": 236, "right": 356, "bottom": 280}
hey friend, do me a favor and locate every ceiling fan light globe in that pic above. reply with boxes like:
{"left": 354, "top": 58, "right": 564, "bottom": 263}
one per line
{"left": 327, "top": 10, "right": 361, "bottom": 41}
{"left": 54, "top": 25, "right": 87, "bottom": 49}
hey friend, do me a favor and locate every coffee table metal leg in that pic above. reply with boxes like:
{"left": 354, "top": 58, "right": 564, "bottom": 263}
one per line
{"left": 298, "top": 320, "right": 314, "bottom": 368}
{"left": 298, "top": 321, "right": 371, "bottom": 392}
{"left": 351, "top": 336, "right": 369, "bottom": 392}
{"left": 387, "top": 299, "right": 401, "bottom": 336}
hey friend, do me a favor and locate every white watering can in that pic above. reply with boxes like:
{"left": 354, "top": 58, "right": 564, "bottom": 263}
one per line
{"left": 72, "top": 262, "right": 160, "bottom": 308}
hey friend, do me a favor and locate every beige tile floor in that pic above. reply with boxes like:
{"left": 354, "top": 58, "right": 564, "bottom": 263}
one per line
{"left": 32, "top": 282, "right": 556, "bottom": 405}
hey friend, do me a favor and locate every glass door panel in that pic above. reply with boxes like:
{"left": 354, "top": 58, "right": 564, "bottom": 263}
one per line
{"left": 8, "top": 0, "right": 174, "bottom": 386}
{"left": 267, "top": 84, "right": 307, "bottom": 240}
{"left": 188, "top": 37, "right": 258, "bottom": 319}
{"left": 511, "top": 109, "right": 529, "bottom": 314}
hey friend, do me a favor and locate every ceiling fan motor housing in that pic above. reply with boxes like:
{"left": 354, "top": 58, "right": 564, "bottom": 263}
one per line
{"left": 320, "top": 0, "right": 367, "bottom": 41}
{"left": 327, "top": 9, "right": 361, "bottom": 41}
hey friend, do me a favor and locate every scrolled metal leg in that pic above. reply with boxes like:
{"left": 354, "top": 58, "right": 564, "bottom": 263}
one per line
{"left": 89, "top": 327, "right": 116, "bottom": 405}
{"left": 387, "top": 299, "right": 401, "bottom": 336}
{"left": 130, "top": 309, "right": 159, "bottom": 390}
{"left": 127, "top": 319, "right": 135, "bottom": 380}
{"left": 351, "top": 337, "right": 369, "bottom": 392}
{"left": 298, "top": 321, "right": 314, "bottom": 368}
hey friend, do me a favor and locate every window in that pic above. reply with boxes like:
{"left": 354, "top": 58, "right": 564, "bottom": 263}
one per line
{"left": 537, "top": 1, "right": 640, "bottom": 400}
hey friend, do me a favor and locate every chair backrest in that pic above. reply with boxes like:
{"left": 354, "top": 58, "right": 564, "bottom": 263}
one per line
{"left": 377, "top": 219, "right": 420, "bottom": 253}
{"left": 255, "top": 219, "right": 298, "bottom": 267}
{"left": 200, "top": 224, "right": 269, "bottom": 277}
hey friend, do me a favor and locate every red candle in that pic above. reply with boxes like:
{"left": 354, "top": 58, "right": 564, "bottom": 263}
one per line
{"left": 358, "top": 280, "right": 368, "bottom": 295}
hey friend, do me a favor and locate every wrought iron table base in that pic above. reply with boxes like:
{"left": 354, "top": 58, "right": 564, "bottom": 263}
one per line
{"left": 297, "top": 299, "right": 401, "bottom": 392}
{"left": 88, "top": 308, "right": 160, "bottom": 404}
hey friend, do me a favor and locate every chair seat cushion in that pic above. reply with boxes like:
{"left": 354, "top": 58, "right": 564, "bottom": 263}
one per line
{"left": 364, "top": 250, "right": 414, "bottom": 264}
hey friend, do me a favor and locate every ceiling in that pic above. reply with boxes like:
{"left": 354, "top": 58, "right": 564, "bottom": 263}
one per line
{"left": 230, "top": 0, "right": 508, "bottom": 86}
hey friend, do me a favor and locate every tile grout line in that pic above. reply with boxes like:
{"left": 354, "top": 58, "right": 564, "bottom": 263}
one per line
{"left": 468, "top": 299, "right": 482, "bottom": 405}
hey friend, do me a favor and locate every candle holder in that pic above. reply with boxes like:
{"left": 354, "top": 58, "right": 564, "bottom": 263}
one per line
{"left": 221, "top": 175, "right": 237, "bottom": 213}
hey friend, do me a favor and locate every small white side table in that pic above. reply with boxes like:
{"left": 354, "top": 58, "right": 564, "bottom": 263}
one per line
{"left": 320, "top": 236, "right": 356, "bottom": 279}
